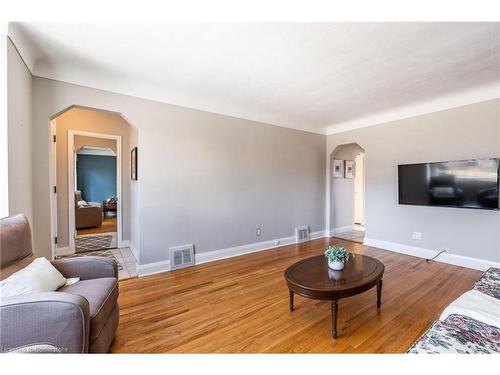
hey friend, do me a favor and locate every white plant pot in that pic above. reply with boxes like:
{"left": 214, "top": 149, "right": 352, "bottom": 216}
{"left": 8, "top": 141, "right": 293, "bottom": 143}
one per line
{"left": 328, "top": 260, "right": 345, "bottom": 270}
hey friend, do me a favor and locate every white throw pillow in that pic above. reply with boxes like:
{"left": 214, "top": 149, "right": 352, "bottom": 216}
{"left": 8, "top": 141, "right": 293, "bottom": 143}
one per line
{"left": 0, "top": 257, "right": 67, "bottom": 299}
{"left": 64, "top": 277, "right": 80, "bottom": 286}
{"left": 77, "top": 200, "right": 88, "bottom": 208}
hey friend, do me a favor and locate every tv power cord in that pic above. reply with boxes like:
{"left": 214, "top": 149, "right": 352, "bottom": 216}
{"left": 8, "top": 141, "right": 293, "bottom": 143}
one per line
{"left": 426, "top": 249, "right": 449, "bottom": 263}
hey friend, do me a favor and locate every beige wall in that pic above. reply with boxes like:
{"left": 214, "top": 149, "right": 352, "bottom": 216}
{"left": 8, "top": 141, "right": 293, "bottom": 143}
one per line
{"left": 327, "top": 99, "right": 500, "bottom": 263}
{"left": 6, "top": 38, "right": 32, "bottom": 224}
{"left": 55, "top": 107, "right": 135, "bottom": 249}
{"left": 32, "top": 77, "right": 326, "bottom": 264}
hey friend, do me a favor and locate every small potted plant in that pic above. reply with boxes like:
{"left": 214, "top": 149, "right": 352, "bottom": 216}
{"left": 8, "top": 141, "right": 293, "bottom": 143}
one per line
{"left": 324, "top": 245, "right": 350, "bottom": 270}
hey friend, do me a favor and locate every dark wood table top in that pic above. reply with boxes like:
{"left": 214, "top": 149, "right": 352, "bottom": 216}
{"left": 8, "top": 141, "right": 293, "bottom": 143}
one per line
{"left": 284, "top": 254, "right": 384, "bottom": 300}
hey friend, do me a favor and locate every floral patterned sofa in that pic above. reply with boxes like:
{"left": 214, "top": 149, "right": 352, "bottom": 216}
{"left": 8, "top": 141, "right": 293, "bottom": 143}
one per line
{"left": 408, "top": 267, "right": 500, "bottom": 354}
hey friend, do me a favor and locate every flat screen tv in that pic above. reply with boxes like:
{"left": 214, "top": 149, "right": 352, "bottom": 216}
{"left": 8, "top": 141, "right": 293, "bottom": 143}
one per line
{"left": 398, "top": 159, "right": 499, "bottom": 210}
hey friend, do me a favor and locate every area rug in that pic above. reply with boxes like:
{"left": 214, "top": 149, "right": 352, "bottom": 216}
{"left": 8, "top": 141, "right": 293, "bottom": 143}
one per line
{"left": 75, "top": 235, "right": 113, "bottom": 252}
{"left": 57, "top": 249, "right": 123, "bottom": 271}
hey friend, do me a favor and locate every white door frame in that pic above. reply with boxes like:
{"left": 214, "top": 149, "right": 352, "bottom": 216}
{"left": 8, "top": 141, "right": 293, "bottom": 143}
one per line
{"left": 68, "top": 130, "right": 122, "bottom": 253}
{"left": 49, "top": 120, "right": 58, "bottom": 259}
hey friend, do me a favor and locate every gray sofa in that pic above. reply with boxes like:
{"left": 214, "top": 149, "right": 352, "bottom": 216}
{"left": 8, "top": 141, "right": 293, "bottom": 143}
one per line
{"left": 0, "top": 214, "right": 119, "bottom": 353}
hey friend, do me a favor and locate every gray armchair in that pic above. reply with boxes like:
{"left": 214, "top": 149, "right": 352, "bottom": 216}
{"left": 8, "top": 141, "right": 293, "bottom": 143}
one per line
{"left": 0, "top": 214, "right": 119, "bottom": 353}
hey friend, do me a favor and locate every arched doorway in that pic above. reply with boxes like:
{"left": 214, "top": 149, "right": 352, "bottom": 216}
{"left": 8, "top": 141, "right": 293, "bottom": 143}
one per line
{"left": 48, "top": 105, "right": 139, "bottom": 279}
{"left": 329, "top": 143, "right": 365, "bottom": 243}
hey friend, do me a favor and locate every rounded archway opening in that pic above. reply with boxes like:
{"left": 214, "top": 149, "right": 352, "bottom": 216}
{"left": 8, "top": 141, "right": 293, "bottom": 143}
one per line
{"left": 329, "top": 142, "right": 366, "bottom": 243}
{"left": 48, "top": 105, "right": 139, "bottom": 278}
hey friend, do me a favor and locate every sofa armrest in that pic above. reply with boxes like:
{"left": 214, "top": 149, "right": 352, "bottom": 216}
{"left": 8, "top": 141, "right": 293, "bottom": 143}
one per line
{"left": 52, "top": 256, "right": 118, "bottom": 280}
{"left": 75, "top": 205, "right": 103, "bottom": 229}
{"left": 0, "top": 292, "right": 90, "bottom": 353}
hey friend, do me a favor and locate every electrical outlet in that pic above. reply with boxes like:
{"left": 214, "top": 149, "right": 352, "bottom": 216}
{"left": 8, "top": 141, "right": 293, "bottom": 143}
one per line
{"left": 274, "top": 240, "right": 280, "bottom": 246}
{"left": 440, "top": 247, "right": 450, "bottom": 253}
{"left": 256, "top": 228, "right": 261, "bottom": 237}
{"left": 412, "top": 231, "right": 423, "bottom": 240}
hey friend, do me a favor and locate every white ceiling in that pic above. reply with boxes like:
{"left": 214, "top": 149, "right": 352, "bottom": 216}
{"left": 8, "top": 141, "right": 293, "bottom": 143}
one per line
{"left": 9, "top": 22, "right": 500, "bottom": 134}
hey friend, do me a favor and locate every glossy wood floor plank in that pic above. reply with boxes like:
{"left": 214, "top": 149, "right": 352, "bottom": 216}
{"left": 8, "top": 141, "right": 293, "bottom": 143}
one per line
{"left": 77, "top": 215, "right": 117, "bottom": 235}
{"left": 110, "top": 237, "right": 481, "bottom": 353}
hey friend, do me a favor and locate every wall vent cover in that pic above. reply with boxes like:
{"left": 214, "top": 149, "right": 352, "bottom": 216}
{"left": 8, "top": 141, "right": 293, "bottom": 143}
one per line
{"left": 169, "top": 243, "right": 195, "bottom": 270}
{"left": 295, "top": 226, "right": 310, "bottom": 243}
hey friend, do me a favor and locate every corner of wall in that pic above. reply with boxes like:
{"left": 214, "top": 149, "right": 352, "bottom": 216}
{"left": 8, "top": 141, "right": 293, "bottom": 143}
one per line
{"left": 6, "top": 36, "right": 33, "bottom": 228}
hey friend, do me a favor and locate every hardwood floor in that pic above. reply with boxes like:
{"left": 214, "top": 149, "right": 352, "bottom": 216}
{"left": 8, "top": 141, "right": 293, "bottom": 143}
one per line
{"left": 333, "top": 229, "right": 365, "bottom": 243}
{"left": 110, "top": 237, "right": 481, "bottom": 353}
{"left": 77, "top": 215, "right": 117, "bottom": 235}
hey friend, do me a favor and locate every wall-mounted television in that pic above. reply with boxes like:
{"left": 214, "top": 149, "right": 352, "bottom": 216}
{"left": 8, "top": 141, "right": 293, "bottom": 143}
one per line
{"left": 398, "top": 159, "right": 499, "bottom": 210}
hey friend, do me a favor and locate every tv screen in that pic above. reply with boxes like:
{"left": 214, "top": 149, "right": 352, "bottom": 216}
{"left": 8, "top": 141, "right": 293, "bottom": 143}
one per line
{"left": 398, "top": 159, "right": 499, "bottom": 210}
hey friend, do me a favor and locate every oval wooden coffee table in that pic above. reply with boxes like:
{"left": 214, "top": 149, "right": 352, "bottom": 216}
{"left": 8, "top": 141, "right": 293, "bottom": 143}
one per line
{"left": 284, "top": 254, "right": 384, "bottom": 338}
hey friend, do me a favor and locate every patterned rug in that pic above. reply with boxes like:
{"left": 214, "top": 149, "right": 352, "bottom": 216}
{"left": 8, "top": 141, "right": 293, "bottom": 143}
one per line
{"left": 75, "top": 235, "right": 113, "bottom": 252}
{"left": 57, "top": 249, "right": 123, "bottom": 271}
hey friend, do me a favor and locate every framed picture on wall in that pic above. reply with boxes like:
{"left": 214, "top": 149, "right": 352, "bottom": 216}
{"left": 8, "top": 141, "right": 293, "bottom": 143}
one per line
{"left": 345, "top": 160, "right": 355, "bottom": 179}
{"left": 332, "top": 159, "right": 344, "bottom": 178}
{"left": 131, "top": 147, "right": 138, "bottom": 180}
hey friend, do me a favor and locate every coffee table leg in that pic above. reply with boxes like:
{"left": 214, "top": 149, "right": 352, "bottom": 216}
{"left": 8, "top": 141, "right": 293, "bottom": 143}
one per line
{"left": 331, "top": 299, "right": 338, "bottom": 339}
{"left": 289, "top": 290, "right": 294, "bottom": 312}
{"left": 377, "top": 279, "right": 383, "bottom": 310}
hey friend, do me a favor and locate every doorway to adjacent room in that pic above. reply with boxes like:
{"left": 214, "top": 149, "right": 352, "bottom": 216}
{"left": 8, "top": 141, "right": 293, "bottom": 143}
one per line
{"left": 73, "top": 136, "right": 119, "bottom": 253}
{"left": 49, "top": 106, "right": 138, "bottom": 279}
{"left": 330, "top": 143, "right": 366, "bottom": 243}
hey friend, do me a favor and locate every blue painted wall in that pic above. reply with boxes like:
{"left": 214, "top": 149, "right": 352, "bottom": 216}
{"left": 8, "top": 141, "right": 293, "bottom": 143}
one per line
{"left": 76, "top": 154, "right": 117, "bottom": 203}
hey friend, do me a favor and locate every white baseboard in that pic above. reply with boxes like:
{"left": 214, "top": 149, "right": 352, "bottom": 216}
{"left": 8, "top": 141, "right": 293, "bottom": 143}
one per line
{"left": 119, "top": 240, "right": 139, "bottom": 261}
{"left": 137, "top": 230, "right": 329, "bottom": 277}
{"left": 330, "top": 225, "right": 355, "bottom": 236}
{"left": 118, "top": 240, "right": 128, "bottom": 248}
{"left": 56, "top": 246, "right": 72, "bottom": 257}
{"left": 310, "top": 230, "right": 330, "bottom": 240}
{"left": 129, "top": 242, "right": 139, "bottom": 261}
{"left": 137, "top": 259, "right": 170, "bottom": 277}
{"left": 437, "top": 252, "right": 500, "bottom": 272}
{"left": 364, "top": 238, "right": 500, "bottom": 271}
{"left": 196, "top": 235, "right": 293, "bottom": 265}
